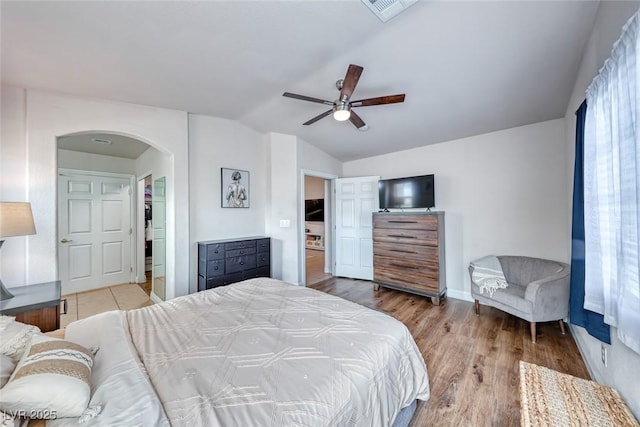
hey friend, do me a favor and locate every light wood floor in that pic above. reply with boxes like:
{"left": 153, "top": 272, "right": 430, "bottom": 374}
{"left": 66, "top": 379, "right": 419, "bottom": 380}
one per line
{"left": 305, "top": 248, "right": 332, "bottom": 285}
{"left": 310, "top": 277, "right": 590, "bottom": 427}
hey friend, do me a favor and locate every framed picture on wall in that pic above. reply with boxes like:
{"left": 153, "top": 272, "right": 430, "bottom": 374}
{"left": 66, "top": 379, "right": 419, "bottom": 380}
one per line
{"left": 221, "top": 168, "right": 250, "bottom": 208}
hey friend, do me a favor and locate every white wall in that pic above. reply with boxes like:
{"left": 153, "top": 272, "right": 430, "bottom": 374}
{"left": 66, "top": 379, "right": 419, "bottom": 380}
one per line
{"left": 262, "top": 134, "right": 343, "bottom": 285}
{"left": 298, "top": 138, "right": 342, "bottom": 282}
{"left": 0, "top": 87, "right": 29, "bottom": 286}
{"left": 0, "top": 87, "right": 190, "bottom": 299}
{"left": 344, "top": 119, "right": 568, "bottom": 301}
{"left": 188, "top": 114, "right": 268, "bottom": 293}
{"left": 57, "top": 149, "right": 136, "bottom": 175}
{"left": 299, "top": 138, "right": 342, "bottom": 176}
{"left": 266, "top": 133, "right": 299, "bottom": 284}
{"left": 564, "top": 2, "right": 640, "bottom": 418}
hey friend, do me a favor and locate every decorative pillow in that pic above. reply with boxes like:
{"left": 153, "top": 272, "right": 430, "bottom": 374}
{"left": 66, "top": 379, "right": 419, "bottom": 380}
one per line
{"left": 0, "top": 320, "right": 40, "bottom": 362}
{"left": 0, "top": 315, "right": 15, "bottom": 330}
{"left": 0, "top": 354, "right": 15, "bottom": 388}
{"left": 0, "top": 334, "right": 94, "bottom": 419}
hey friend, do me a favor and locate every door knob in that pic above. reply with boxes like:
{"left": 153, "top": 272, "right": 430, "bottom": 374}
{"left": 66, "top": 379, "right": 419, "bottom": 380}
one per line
{"left": 60, "top": 238, "right": 73, "bottom": 243}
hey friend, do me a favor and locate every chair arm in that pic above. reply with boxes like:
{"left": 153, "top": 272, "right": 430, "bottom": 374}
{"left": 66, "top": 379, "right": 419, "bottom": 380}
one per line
{"left": 524, "top": 268, "right": 571, "bottom": 320}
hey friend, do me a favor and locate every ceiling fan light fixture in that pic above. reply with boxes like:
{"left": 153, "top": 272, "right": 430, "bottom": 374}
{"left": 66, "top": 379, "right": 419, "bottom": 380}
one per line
{"left": 333, "top": 104, "right": 351, "bottom": 121}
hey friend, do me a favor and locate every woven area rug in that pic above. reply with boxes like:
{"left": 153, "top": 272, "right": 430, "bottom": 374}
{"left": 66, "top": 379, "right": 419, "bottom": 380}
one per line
{"left": 519, "top": 361, "right": 639, "bottom": 426}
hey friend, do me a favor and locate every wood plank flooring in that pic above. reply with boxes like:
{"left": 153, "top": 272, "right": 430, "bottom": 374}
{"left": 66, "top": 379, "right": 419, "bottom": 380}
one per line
{"left": 310, "top": 277, "right": 590, "bottom": 427}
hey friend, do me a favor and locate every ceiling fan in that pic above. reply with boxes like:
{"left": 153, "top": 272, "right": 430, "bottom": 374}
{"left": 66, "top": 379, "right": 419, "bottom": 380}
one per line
{"left": 282, "top": 64, "right": 405, "bottom": 130}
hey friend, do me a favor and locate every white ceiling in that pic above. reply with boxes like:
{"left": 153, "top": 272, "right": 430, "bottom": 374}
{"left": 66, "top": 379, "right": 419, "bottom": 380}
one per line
{"left": 1, "top": 1, "right": 601, "bottom": 162}
{"left": 58, "top": 133, "right": 150, "bottom": 160}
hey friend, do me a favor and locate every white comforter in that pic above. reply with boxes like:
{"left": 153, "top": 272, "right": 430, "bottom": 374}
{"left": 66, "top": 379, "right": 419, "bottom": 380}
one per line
{"left": 53, "top": 278, "right": 429, "bottom": 426}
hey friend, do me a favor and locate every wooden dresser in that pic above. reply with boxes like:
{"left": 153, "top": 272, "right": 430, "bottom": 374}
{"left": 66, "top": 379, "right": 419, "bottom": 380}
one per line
{"left": 198, "top": 237, "right": 271, "bottom": 291}
{"left": 372, "top": 212, "right": 446, "bottom": 305}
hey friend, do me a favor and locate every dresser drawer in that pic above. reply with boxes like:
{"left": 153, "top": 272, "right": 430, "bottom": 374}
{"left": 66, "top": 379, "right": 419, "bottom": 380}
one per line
{"left": 206, "top": 273, "right": 243, "bottom": 290}
{"left": 226, "top": 246, "right": 256, "bottom": 258}
{"left": 205, "top": 260, "right": 224, "bottom": 277}
{"left": 243, "top": 266, "right": 270, "bottom": 280}
{"left": 373, "top": 214, "right": 438, "bottom": 230}
{"left": 225, "top": 240, "right": 256, "bottom": 251}
{"left": 373, "top": 241, "right": 439, "bottom": 262}
{"left": 257, "top": 252, "right": 270, "bottom": 267}
{"left": 373, "top": 228, "right": 438, "bottom": 246}
{"left": 374, "top": 255, "right": 439, "bottom": 281}
{"left": 226, "top": 255, "right": 257, "bottom": 274}
{"left": 374, "top": 269, "right": 440, "bottom": 294}
{"left": 257, "top": 238, "right": 270, "bottom": 253}
{"left": 206, "top": 244, "right": 225, "bottom": 260}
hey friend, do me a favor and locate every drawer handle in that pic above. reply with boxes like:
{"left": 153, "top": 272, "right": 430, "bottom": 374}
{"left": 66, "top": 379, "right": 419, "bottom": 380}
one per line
{"left": 388, "top": 234, "right": 417, "bottom": 239}
{"left": 388, "top": 220, "right": 418, "bottom": 224}
{"left": 61, "top": 299, "right": 68, "bottom": 315}
{"left": 389, "top": 248, "right": 418, "bottom": 254}
{"left": 214, "top": 250, "right": 219, "bottom": 254}
{"left": 240, "top": 261, "right": 244, "bottom": 265}
{"left": 390, "top": 263, "right": 419, "bottom": 269}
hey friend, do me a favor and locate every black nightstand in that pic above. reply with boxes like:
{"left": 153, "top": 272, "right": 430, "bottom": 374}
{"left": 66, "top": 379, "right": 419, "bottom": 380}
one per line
{"left": 0, "top": 281, "right": 63, "bottom": 332}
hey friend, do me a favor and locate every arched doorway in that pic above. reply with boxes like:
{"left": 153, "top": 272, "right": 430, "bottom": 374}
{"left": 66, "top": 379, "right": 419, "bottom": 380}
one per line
{"left": 56, "top": 132, "right": 171, "bottom": 302}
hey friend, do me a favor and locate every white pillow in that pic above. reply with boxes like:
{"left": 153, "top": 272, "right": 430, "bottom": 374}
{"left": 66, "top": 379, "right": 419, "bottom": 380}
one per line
{"left": 0, "top": 354, "right": 15, "bottom": 388}
{"left": 0, "top": 334, "right": 94, "bottom": 419}
{"left": 0, "top": 320, "right": 40, "bottom": 362}
{"left": 0, "top": 315, "right": 15, "bottom": 330}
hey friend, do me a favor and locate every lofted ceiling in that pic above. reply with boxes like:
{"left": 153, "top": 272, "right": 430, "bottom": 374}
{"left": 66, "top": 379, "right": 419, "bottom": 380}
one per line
{"left": 1, "top": 1, "right": 602, "bottom": 162}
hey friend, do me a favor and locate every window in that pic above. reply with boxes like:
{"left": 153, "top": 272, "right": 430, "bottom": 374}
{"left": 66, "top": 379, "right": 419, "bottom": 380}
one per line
{"left": 583, "top": 10, "right": 640, "bottom": 354}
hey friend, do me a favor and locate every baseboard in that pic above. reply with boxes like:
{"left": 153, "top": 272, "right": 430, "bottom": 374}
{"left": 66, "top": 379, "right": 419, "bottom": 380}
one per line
{"left": 568, "top": 324, "right": 598, "bottom": 381}
{"left": 150, "top": 292, "right": 163, "bottom": 304}
{"left": 447, "top": 289, "right": 473, "bottom": 302}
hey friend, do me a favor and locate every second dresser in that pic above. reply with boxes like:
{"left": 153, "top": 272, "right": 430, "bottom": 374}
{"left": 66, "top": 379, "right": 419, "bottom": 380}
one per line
{"left": 198, "top": 237, "right": 271, "bottom": 291}
{"left": 373, "top": 212, "right": 446, "bottom": 305}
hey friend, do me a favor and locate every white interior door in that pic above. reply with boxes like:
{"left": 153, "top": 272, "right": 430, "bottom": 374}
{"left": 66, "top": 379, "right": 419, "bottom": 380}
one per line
{"left": 58, "top": 171, "right": 132, "bottom": 294}
{"left": 335, "top": 176, "right": 379, "bottom": 280}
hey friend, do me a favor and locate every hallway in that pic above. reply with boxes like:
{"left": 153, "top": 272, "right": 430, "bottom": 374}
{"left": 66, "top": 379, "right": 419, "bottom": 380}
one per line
{"left": 305, "top": 249, "right": 331, "bottom": 285}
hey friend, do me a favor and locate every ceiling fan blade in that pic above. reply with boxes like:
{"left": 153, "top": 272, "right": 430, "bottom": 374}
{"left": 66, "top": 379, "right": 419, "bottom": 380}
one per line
{"left": 283, "top": 92, "right": 334, "bottom": 106}
{"left": 350, "top": 94, "right": 405, "bottom": 107}
{"left": 339, "top": 64, "right": 364, "bottom": 101}
{"left": 349, "top": 110, "right": 367, "bottom": 129}
{"left": 303, "top": 109, "right": 334, "bottom": 126}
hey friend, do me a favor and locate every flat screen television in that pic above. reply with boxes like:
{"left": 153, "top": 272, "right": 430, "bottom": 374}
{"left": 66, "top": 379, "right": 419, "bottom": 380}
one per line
{"left": 379, "top": 174, "right": 435, "bottom": 209}
{"left": 305, "top": 199, "right": 324, "bottom": 222}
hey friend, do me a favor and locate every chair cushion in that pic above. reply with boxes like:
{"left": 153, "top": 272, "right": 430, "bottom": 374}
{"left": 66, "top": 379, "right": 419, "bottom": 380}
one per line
{"left": 474, "top": 282, "right": 532, "bottom": 315}
{"left": 498, "top": 256, "right": 565, "bottom": 286}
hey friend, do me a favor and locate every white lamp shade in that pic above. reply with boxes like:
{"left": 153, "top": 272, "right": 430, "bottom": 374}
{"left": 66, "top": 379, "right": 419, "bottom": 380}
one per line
{"left": 0, "top": 202, "right": 36, "bottom": 238}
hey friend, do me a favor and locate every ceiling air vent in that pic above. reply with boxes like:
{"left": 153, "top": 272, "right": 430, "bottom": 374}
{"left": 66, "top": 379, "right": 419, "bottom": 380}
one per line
{"left": 361, "top": 0, "right": 417, "bottom": 22}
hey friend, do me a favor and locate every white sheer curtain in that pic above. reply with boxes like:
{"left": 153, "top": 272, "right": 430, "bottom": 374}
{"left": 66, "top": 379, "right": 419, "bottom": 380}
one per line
{"left": 584, "top": 9, "right": 640, "bottom": 354}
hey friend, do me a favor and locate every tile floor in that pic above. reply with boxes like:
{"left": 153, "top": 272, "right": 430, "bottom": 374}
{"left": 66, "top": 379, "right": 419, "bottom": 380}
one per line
{"left": 60, "top": 283, "right": 152, "bottom": 329}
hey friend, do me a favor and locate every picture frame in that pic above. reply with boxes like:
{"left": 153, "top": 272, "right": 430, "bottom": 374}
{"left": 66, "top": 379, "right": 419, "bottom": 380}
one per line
{"left": 221, "top": 168, "right": 250, "bottom": 208}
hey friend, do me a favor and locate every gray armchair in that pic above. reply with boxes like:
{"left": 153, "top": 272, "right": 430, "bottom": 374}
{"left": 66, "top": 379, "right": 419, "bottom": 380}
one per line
{"left": 468, "top": 256, "right": 571, "bottom": 343}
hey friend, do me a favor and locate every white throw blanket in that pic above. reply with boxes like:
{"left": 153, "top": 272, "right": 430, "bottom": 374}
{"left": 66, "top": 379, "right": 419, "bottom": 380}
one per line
{"left": 471, "top": 255, "right": 508, "bottom": 297}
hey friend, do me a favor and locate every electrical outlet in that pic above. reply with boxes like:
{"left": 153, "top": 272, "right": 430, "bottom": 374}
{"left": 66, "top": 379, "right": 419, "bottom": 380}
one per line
{"left": 601, "top": 344, "right": 608, "bottom": 367}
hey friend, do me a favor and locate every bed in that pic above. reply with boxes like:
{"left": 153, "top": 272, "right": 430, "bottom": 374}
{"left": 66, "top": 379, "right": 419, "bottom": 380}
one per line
{"left": 13, "top": 278, "right": 430, "bottom": 426}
